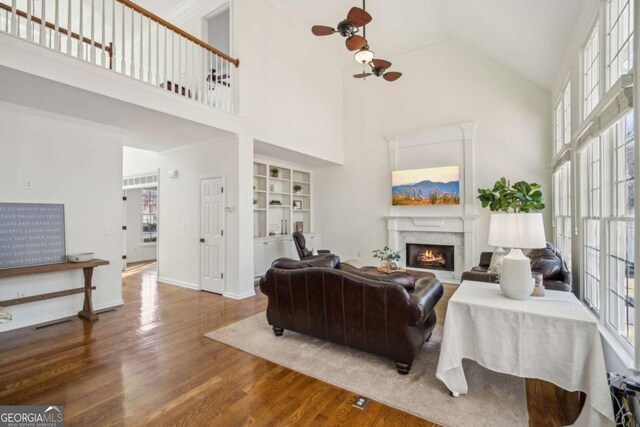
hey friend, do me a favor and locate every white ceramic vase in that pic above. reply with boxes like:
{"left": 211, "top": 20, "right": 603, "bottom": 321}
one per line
{"left": 499, "top": 248, "right": 534, "bottom": 299}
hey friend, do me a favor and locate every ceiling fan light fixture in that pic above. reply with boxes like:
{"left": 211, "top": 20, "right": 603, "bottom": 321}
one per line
{"left": 354, "top": 46, "right": 374, "bottom": 64}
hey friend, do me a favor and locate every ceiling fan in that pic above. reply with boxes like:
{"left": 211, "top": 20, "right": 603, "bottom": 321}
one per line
{"left": 311, "top": 6, "right": 372, "bottom": 51}
{"left": 354, "top": 59, "right": 402, "bottom": 81}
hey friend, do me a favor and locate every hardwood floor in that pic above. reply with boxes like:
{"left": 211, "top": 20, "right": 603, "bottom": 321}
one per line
{"left": 0, "top": 262, "right": 580, "bottom": 426}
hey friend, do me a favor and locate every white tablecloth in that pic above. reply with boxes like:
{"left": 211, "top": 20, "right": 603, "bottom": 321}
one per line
{"left": 436, "top": 281, "right": 615, "bottom": 426}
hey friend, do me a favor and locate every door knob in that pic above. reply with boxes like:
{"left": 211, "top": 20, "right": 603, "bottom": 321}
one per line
{"left": 200, "top": 238, "right": 205, "bottom": 243}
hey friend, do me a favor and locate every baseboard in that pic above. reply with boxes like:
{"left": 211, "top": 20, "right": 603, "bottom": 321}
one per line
{"left": 223, "top": 290, "right": 256, "bottom": 300}
{"left": 157, "top": 276, "right": 199, "bottom": 290}
{"left": 95, "top": 299, "right": 124, "bottom": 310}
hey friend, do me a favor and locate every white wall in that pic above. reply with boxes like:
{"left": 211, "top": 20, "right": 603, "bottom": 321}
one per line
{"left": 315, "top": 39, "right": 551, "bottom": 265}
{"left": 0, "top": 103, "right": 124, "bottom": 332}
{"left": 125, "top": 188, "right": 157, "bottom": 263}
{"left": 166, "top": 0, "right": 345, "bottom": 165}
{"left": 123, "top": 146, "right": 160, "bottom": 177}
{"left": 158, "top": 138, "right": 254, "bottom": 298}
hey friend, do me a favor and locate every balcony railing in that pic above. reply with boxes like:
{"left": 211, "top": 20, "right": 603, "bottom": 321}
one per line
{"left": 0, "top": 0, "right": 238, "bottom": 113}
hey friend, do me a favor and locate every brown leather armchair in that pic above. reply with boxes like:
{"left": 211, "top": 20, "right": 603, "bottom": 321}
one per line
{"left": 461, "top": 243, "right": 572, "bottom": 292}
{"left": 291, "top": 231, "right": 330, "bottom": 260}
{"left": 259, "top": 256, "right": 444, "bottom": 374}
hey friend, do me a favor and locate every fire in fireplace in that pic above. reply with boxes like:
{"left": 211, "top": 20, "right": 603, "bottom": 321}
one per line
{"left": 406, "top": 243, "right": 454, "bottom": 271}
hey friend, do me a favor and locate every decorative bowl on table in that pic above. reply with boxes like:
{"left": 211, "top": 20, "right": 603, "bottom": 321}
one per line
{"left": 67, "top": 253, "right": 95, "bottom": 263}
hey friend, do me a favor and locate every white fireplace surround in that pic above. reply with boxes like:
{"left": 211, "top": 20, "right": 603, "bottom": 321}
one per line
{"left": 385, "top": 123, "right": 477, "bottom": 283}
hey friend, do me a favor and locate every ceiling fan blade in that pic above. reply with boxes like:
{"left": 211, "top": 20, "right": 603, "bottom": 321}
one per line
{"left": 347, "top": 7, "right": 372, "bottom": 27}
{"left": 311, "top": 25, "right": 336, "bottom": 36}
{"left": 345, "top": 35, "right": 367, "bottom": 51}
{"left": 383, "top": 71, "right": 402, "bottom": 82}
{"left": 353, "top": 72, "right": 373, "bottom": 79}
{"left": 371, "top": 59, "right": 392, "bottom": 70}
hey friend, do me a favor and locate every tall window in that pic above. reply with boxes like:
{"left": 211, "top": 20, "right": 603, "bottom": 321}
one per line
{"left": 606, "top": 0, "right": 634, "bottom": 87}
{"left": 142, "top": 188, "right": 158, "bottom": 243}
{"left": 553, "top": 163, "right": 572, "bottom": 269}
{"left": 554, "top": 80, "right": 572, "bottom": 154}
{"left": 605, "top": 111, "right": 635, "bottom": 344}
{"left": 581, "top": 138, "right": 602, "bottom": 312}
{"left": 583, "top": 23, "right": 600, "bottom": 118}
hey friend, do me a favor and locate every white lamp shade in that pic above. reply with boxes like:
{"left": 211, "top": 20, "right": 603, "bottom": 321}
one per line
{"left": 488, "top": 213, "right": 546, "bottom": 249}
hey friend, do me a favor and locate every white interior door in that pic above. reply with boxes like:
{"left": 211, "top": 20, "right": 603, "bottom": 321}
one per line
{"left": 122, "top": 192, "right": 127, "bottom": 271}
{"left": 200, "top": 177, "right": 225, "bottom": 294}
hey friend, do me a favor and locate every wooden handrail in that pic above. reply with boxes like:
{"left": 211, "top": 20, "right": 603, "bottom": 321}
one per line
{"left": 0, "top": 2, "right": 112, "bottom": 53}
{"left": 115, "top": 0, "right": 239, "bottom": 68}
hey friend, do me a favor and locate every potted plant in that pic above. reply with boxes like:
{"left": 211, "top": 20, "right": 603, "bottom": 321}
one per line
{"left": 270, "top": 167, "right": 279, "bottom": 178}
{"left": 477, "top": 178, "right": 544, "bottom": 213}
{"left": 293, "top": 184, "right": 303, "bottom": 194}
{"left": 372, "top": 246, "right": 401, "bottom": 272}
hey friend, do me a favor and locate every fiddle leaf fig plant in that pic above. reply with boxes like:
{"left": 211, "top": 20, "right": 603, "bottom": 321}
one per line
{"left": 477, "top": 178, "right": 545, "bottom": 213}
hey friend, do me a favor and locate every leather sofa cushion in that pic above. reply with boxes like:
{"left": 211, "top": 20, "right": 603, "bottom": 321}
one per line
{"left": 529, "top": 246, "right": 562, "bottom": 279}
{"left": 272, "top": 255, "right": 340, "bottom": 270}
{"left": 337, "top": 263, "right": 416, "bottom": 290}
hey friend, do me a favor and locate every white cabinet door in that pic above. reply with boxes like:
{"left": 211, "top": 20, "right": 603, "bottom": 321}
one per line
{"left": 254, "top": 240, "right": 266, "bottom": 277}
{"left": 277, "top": 238, "right": 292, "bottom": 259}
{"left": 265, "top": 240, "right": 278, "bottom": 270}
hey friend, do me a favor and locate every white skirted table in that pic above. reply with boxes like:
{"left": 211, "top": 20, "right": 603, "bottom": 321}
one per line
{"left": 436, "top": 281, "right": 615, "bottom": 426}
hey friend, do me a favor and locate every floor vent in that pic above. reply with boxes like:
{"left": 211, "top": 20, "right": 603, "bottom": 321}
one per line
{"left": 34, "top": 318, "right": 73, "bottom": 330}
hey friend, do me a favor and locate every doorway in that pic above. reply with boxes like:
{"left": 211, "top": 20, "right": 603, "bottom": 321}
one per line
{"left": 200, "top": 177, "right": 226, "bottom": 294}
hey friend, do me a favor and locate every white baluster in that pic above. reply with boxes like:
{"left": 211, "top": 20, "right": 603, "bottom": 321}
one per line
{"left": 138, "top": 12, "right": 143, "bottom": 81}
{"left": 155, "top": 22, "right": 159, "bottom": 85}
{"left": 171, "top": 30, "right": 175, "bottom": 91}
{"left": 146, "top": 17, "right": 150, "bottom": 82}
{"left": 90, "top": 0, "right": 95, "bottom": 63}
{"left": 40, "top": 0, "right": 46, "bottom": 46}
{"left": 130, "top": 7, "right": 134, "bottom": 76}
{"left": 200, "top": 47, "right": 206, "bottom": 103}
{"left": 67, "top": 0, "right": 72, "bottom": 55}
{"left": 215, "top": 54, "right": 221, "bottom": 108}
{"left": 121, "top": 0, "right": 126, "bottom": 73}
{"left": 177, "top": 35, "right": 182, "bottom": 93}
{"left": 163, "top": 26, "right": 167, "bottom": 87}
{"left": 230, "top": 61, "right": 234, "bottom": 113}
{"left": 101, "top": 0, "right": 106, "bottom": 66}
{"left": 111, "top": 0, "right": 115, "bottom": 70}
{"left": 26, "top": 0, "right": 32, "bottom": 42}
{"left": 54, "top": 0, "right": 60, "bottom": 51}
{"left": 10, "top": 0, "right": 16, "bottom": 36}
{"left": 78, "top": 0, "right": 83, "bottom": 59}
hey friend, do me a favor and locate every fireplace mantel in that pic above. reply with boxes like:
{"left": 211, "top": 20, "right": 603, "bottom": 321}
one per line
{"left": 384, "top": 122, "right": 478, "bottom": 283}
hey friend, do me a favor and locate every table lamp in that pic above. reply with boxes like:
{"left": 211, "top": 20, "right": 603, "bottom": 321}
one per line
{"left": 488, "top": 213, "right": 546, "bottom": 299}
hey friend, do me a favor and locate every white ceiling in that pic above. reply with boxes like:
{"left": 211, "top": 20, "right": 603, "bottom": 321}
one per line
{"left": 273, "top": 0, "right": 583, "bottom": 90}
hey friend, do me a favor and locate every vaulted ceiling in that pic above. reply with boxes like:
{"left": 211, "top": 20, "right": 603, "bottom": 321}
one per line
{"left": 274, "top": 0, "right": 583, "bottom": 90}
{"left": 137, "top": 0, "right": 584, "bottom": 91}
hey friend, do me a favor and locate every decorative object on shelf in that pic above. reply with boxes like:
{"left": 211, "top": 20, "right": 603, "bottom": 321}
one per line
{"left": 253, "top": 185, "right": 256, "bottom": 190}
{"left": 269, "top": 200, "right": 282, "bottom": 205}
{"left": 372, "top": 246, "right": 401, "bottom": 273}
{"left": 295, "top": 221, "right": 304, "bottom": 233}
{"left": 488, "top": 213, "right": 546, "bottom": 300}
{"left": 477, "top": 178, "right": 545, "bottom": 213}
{"left": 531, "top": 272, "right": 545, "bottom": 297}
{"left": 253, "top": 199, "right": 258, "bottom": 205}
{"left": 293, "top": 184, "right": 303, "bottom": 194}
{"left": 270, "top": 167, "right": 279, "bottom": 178}
{"left": 391, "top": 166, "right": 460, "bottom": 206}
{"left": 0, "top": 306, "right": 11, "bottom": 323}
{"left": 285, "top": 220, "right": 288, "bottom": 235}
{"left": 293, "top": 200, "right": 302, "bottom": 210}
{"left": 269, "top": 183, "right": 276, "bottom": 192}
{"left": 67, "top": 253, "right": 95, "bottom": 263}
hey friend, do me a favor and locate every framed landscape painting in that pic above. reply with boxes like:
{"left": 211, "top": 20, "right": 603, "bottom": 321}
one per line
{"left": 391, "top": 166, "right": 460, "bottom": 206}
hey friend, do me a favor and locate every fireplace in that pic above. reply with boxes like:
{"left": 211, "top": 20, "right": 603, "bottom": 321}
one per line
{"left": 406, "top": 243, "right": 455, "bottom": 271}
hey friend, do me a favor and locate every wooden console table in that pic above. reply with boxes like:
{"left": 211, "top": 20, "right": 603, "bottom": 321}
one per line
{"left": 0, "top": 259, "right": 110, "bottom": 322}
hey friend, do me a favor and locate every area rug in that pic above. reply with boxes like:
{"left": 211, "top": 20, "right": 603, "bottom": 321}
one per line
{"left": 205, "top": 284, "right": 528, "bottom": 426}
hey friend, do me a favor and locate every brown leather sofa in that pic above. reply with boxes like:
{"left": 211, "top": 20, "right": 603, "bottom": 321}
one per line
{"left": 461, "top": 243, "right": 572, "bottom": 292}
{"left": 259, "top": 255, "right": 444, "bottom": 374}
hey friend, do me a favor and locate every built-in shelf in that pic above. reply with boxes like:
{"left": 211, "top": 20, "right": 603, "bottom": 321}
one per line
{"left": 254, "top": 160, "right": 313, "bottom": 237}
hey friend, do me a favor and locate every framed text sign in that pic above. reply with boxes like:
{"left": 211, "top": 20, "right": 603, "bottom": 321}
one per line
{"left": 0, "top": 203, "right": 66, "bottom": 269}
